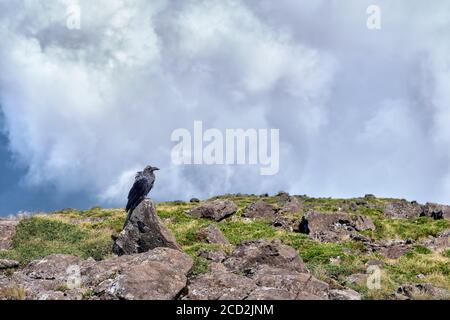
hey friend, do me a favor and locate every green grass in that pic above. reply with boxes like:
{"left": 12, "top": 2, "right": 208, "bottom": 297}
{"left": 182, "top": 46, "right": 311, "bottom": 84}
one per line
{"left": 4, "top": 216, "right": 114, "bottom": 265}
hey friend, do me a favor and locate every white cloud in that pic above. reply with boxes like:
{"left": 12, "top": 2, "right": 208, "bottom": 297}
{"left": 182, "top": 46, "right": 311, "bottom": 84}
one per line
{"left": 0, "top": 0, "right": 335, "bottom": 205}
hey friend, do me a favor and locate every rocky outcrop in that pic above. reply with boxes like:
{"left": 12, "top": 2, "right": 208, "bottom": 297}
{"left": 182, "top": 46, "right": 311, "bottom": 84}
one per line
{"left": 188, "top": 200, "right": 238, "bottom": 221}
{"left": 223, "top": 239, "right": 308, "bottom": 274}
{"left": 242, "top": 200, "right": 277, "bottom": 219}
{"left": 183, "top": 239, "right": 361, "bottom": 300}
{"left": 195, "top": 225, "right": 229, "bottom": 245}
{"left": 112, "top": 199, "right": 180, "bottom": 255}
{"left": 2, "top": 248, "right": 193, "bottom": 300}
{"left": 277, "top": 196, "right": 303, "bottom": 215}
{"left": 0, "top": 219, "right": 19, "bottom": 250}
{"left": 421, "top": 203, "right": 450, "bottom": 220}
{"left": 298, "top": 212, "right": 375, "bottom": 242}
{"left": 383, "top": 200, "right": 423, "bottom": 219}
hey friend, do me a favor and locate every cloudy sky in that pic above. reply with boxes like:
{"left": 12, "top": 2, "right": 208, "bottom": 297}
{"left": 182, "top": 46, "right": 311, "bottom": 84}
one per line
{"left": 0, "top": 0, "right": 449, "bottom": 215}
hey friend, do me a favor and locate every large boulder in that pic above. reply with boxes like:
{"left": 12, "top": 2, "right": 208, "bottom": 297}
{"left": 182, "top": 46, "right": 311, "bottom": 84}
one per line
{"left": 112, "top": 199, "right": 180, "bottom": 256}
{"left": 223, "top": 239, "right": 307, "bottom": 274}
{"left": 188, "top": 200, "right": 238, "bottom": 221}
{"left": 195, "top": 225, "right": 229, "bottom": 245}
{"left": 0, "top": 219, "right": 19, "bottom": 250}
{"left": 242, "top": 200, "right": 277, "bottom": 219}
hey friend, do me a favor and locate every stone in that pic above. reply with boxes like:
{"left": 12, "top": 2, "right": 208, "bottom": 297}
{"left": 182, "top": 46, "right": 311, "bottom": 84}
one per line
{"left": 352, "top": 215, "right": 376, "bottom": 231}
{"left": 272, "top": 216, "right": 300, "bottom": 232}
{"left": 247, "top": 287, "right": 296, "bottom": 300}
{"left": 4, "top": 247, "right": 193, "bottom": 300}
{"left": 370, "top": 240, "right": 412, "bottom": 259}
{"left": 195, "top": 225, "right": 229, "bottom": 245}
{"left": 190, "top": 198, "right": 200, "bottom": 203}
{"left": 298, "top": 211, "right": 356, "bottom": 242}
{"left": 184, "top": 263, "right": 257, "bottom": 300}
{"left": 278, "top": 196, "right": 303, "bottom": 215}
{"left": 112, "top": 199, "right": 180, "bottom": 256}
{"left": 198, "top": 250, "right": 227, "bottom": 263}
{"left": 0, "top": 260, "right": 19, "bottom": 270}
{"left": 223, "top": 239, "right": 307, "bottom": 274}
{"left": 0, "top": 219, "right": 19, "bottom": 250}
{"left": 188, "top": 200, "right": 238, "bottom": 221}
{"left": 104, "top": 260, "right": 188, "bottom": 300}
{"left": 397, "top": 283, "right": 450, "bottom": 299}
{"left": 421, "top": 203, "right": 450, "bottom": 220}
{"left": 329, "top": 289, "right": 362, "bottom": 300}
{"left": 242, "top": 200, "right": 277, "bottom": 219}
{"left": 383, "top": 200, "right": 423, "bottom": 219}
{"left": 249, "top": 265, "right": 329, "bottom": 300}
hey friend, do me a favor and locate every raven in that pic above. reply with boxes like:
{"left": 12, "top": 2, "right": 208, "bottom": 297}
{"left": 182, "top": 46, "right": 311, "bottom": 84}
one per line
{"left": 124, "top": 165, "right": 159, "bottom": 226}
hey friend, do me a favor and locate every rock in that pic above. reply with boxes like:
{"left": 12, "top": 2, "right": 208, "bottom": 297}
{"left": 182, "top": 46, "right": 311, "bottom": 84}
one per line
{"left": 298, "top": 211, "right": 356, "bottom": 242}
{"left": 242, "top": 200, "right": 277, "bottom": 219}
{"left": 184, "top": 263, "right": 257, "bottom": 300}
{"left": 249, "top": 265, "right": 329, "bottom": 300}
{"left": 190, "top": 198, "right": 200, "bottom": 203}
{"left": 0, "top": 260, "right": 19, "bottom": 270}
{"left": 112, "top": 199, "right": 180, "bottom": 256}
{"left": 352, "top": 215, "right": 376, "bottom": 231}
{"left": 345, "top": 273, "right": 368, "bottom": 286}
{"left": 421, "top": 235, "right": 449, "bottom": 252}
{"left": 437, "top": 229, "right": 450, "bottom": 238}
{"left": 370, "top": 240, "right": 412, "bottom": 259}
{"left": 188, "top": 199, "right": 238, "bottom": 221}
{"left": 5, "top": 247, "right": 193, "bottom": 300}
{"left": 223, "top": 239, "right": 307, "bottom": 274}
{"left": 329, "top": 289, "right": 361, "bottom": 300}
{"left": 195, "top": 225, "right": 229, "bottom": 245}
{"left": 104, "top": 260, "right": 187, "bottom": 300}
{"left": 247, "top": 287, "right": 296, "bottom": 300}
{"left": 276, "top": 192, "right": 290, "bottom": 203}
{"left": 421, "top": 203, "right": 450, "bottom": 220}
{"left": 0, "top": 219, "right": 19, "bottom": 249}
{"left": 383, "top": 200, "right": 423, "bottom": 219}
{"left": 272, "top": 216, "right": 300, "bottom": 232}
{"left": 397, "top": 283, "right": 450, "bottom": 299}
{"left": 198, "top": 250, "right": 227, "bottom": 263}
{"left": 22, "top": 254, "right": 82, "bottom": 282}
{"left": 278, "top": 196, "right": 303, "bottom": 215}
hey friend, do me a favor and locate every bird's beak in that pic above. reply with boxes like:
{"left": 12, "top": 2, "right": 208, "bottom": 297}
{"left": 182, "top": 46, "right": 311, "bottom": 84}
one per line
{"left": 153, "top": 167, "right": 160, "bottom": 171}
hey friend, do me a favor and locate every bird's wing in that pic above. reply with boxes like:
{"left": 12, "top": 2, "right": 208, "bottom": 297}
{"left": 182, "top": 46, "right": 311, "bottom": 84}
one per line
{"left": 127, "top": 176, "right": 149, "bottom": 200}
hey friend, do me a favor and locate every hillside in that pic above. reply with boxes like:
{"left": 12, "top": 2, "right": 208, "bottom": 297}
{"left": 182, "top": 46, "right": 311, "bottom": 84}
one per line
{"left": 0, "top": 193, "right": 449, "bottom": 300}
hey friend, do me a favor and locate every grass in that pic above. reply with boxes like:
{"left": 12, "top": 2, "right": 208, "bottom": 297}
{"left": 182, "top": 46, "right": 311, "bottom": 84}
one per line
{"left": 0, "top": 194, "right": 449, "bottom": 299}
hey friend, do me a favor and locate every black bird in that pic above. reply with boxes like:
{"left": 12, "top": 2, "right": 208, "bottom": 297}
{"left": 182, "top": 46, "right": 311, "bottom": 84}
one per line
{"left": 124, "top": 165, "right": 159, "bottom": 225}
